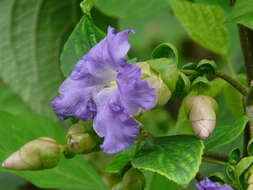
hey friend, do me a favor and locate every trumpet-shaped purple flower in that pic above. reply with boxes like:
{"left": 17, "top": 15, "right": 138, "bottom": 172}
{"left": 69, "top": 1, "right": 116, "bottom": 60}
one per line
{"left": 196, "top": 178, "right": 233, "bottom": 190}
{"left": 51, "top": 27, "right": 156, "bottom": 154}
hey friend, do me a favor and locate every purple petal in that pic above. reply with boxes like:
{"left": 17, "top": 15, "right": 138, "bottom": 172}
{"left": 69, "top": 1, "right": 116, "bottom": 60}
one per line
{"left": 51, "top": 77, "right": 101, "bottom": 121}
{"left": 72, "top": 26, "right": 134, "bottom": 80}
{"left": 117, "top": 63, "right": 156, "bottom": 115}
{"left": 196, "top": 178, "right": 234, "bottom": 190}
{"left": 93, "top": 88, "right": 139, "bottom": 154}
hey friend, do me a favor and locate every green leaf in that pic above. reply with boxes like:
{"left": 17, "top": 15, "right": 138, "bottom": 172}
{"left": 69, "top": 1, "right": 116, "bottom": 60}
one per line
{"left": 196, "top": 59, "right": 217, "bottom": 74}
{"left": 0, "top": 112, "right": 107, "bottom": 190}
{"left": 151, "top": 43, "right": 179, "bottom": 64}
{"left": 204, "top": 116, "right": 249, "bottom": 151}
{"left": 227, "top": 0, "right": 253, "bottom": 29}
{"left": 191, "top": 76, "right": 210, "bottom": 92}
{"left": 223, "top": 83, "right": 244, "bottom": 118}
{"left": 208, "top": 172, "right": 228, "bottom": 184}
{"left": 105, "top": 146, "right": 135, "bottom": 174}
{"left": 235, "top": 156, "right": 253, "bottom": 189}
{"left": 61, "top": 14, "right": 105, "bottom": 77}
{"left": 228, "top": 148, "right": 241, "bottom": 165}
{"left": 145, "top": 172, "right": 180, "bottom": 190}
{"left": 172, "top": 72, "right": 191, "bottom": 99}
{"left": 148, "top": 58, "right": 179, "bottom": 92}
{"left": 132, "top": 135, "right": 204, "bottom": 185}
{"left": 168, "top": 0, "right": 229, "bottom": 55}
{"left": 0, "top": 85, "right": 30, "bottom": 115}
{"left": 247, "top": 138, "right": 253, "bottom": 156}
{"left": 0, "top": 0, "right": 82, "bottom": 116}
{"left": 96, "top": 0, "right": 168, "bottom": 19}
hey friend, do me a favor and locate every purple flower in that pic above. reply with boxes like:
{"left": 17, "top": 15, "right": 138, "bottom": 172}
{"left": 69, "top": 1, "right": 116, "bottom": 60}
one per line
{"left": 51, "top": 27, "right": 156, "bottom": 154}
{"left": 196, "top": 178, "right": 234, "bottom": 190}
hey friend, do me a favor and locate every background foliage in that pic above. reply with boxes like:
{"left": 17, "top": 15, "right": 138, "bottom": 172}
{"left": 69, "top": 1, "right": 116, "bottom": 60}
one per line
{"left": 0, "top": 0, "right": 252, "bottom": 189}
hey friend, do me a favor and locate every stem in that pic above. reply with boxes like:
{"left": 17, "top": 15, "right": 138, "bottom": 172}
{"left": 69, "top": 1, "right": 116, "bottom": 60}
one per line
{"left": 202, "top": 157, "right": 227, "bottom": 166}
{"left": 215, "top": 71, "right": 248, "bottom": 96}
{"left": 203, "top": 152, "right": 228, "bottom": 162}
{"left": 239, "top": 25, "right": 253, "bottom": 85}
{"left": 202, "top": 152, "right": 228, "bottom": 166}
{"left": 181, "top": 69, "right": 248, "bottom": 96}
{"left": 239, "top": 24, "right": 253, "bottom": 154}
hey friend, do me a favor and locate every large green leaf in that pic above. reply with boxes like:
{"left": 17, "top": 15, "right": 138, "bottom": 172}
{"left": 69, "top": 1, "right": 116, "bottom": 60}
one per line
{"left": 204, "top": 116, "right": 249, "bottom": 151}
{"left": 145, "top": 172, "right": 181, "bottom": 190}
{"left": 0, "top": 84, "right": 30, "bottom": 115}
{"left": 227, "top": 0, "right": 253, "bottom": 29}
{"left": 132, "top": 135, "right": 204, "bottom": 185}
{"left": 0, "top": 112, "right": 107, "bottom": 190}
{"left": 96, "top": 0, "right": 168, "bottom": 19}
{"left": 61, "top": 13, "right": 105, "bottom": 77}
{"left": 0, "top": 0, "right": 82, "bottom": 116}
{"left": 168, "top": 0, "right": 229, "bottom": 55}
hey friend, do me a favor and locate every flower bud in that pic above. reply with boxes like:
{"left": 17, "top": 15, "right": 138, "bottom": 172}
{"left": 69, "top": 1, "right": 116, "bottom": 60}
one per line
{"left": 184, "top": 95, "right": 217, "bottom": 139}
{"left": 136, "top": 62, "right": 171, "bottom": 107}
{"left": 122, "top": 168, "right": 145, "bottom": 190}
{"left": 2, "top": 137, "right": 61, "bottom": 171}
{"left": 66, "top": 124, "right": 97, "bottom": 154}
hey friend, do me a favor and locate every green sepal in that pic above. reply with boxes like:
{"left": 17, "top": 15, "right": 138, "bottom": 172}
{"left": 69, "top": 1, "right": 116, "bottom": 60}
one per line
{"left": 151, "top": 43, "right": 178, "bottom": 64}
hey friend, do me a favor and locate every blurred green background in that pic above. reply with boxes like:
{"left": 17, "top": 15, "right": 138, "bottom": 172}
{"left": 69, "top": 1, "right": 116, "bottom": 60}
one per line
{"left": 0, "top": 0, "right": 246, "bottom": 189}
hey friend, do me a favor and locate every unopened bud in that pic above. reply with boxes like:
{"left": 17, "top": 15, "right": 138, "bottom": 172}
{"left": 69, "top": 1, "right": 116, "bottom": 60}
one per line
{"left": 2, "top": 137, "right": 61, "bottom": 171}
{"left": 122, "top": 168, "right": 145, "bottom": 190}
{"left": 136, "top": 62, "right": 171, "bottom": 107}
{"left": 184, "top": 96, "right": 217, "bottom": 139}
{"left": 66, "top": 124, "right": 97, "bottom": 154}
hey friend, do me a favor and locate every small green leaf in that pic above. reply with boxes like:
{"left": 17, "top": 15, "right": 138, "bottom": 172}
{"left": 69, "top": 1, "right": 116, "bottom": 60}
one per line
{"left": 182, "top": 62, "right": 197, "bottom": 70}
{"left": 204, "top": 116, "right": 249, "bottom": 151}
{"left": 105, "top": 146, "right": 135, "bottom": 174}
{"left": 247, "top": 138, "right": 253, "bottom": 156}
{"left": 172, "top": 72, "right": 191, "bottom": 99}
{"left": 196, "top": 59, "right": 217, "bottom": 74}
{"left": 132, "top": 135, "right": 204, "bottom": 185}
{"left": 148, "top": 58, "right": 180, "bottom": 92}
{"left": 0, "top": 112, "right": 106, "bottom": 190}
{"left": 235, "top": 156, "right": 253, "bottom": 189}
{"left": 168, "top": 0, "right": 229, "bottom": 55}
{"left": 191, "top": 76, "right": 210, "bottom": 92}
{"left": 61, "top": 14, "right": 105, "bottom": 77}
{"left": 227, "top": 0, "right": 253, "bottom": 29}
{"left": 226, "top": 165, "right": 236, "bottom": 182}
{"left": 228, "top": 148, "right": 241, "bottom": 165}
{"left": 151, "top": 43, "right": 179, "bottom": 64}
{"left": 208, "top": 172, "right": 228, "bottom": 184}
